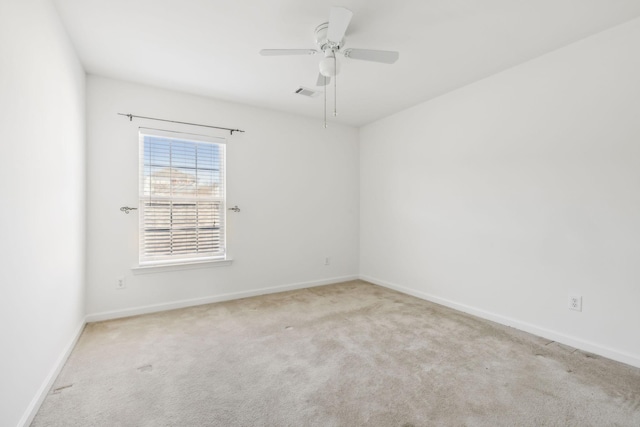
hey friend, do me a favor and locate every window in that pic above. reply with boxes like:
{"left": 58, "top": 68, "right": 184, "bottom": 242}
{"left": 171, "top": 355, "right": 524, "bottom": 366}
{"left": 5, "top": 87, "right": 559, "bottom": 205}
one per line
{"left": 139, "top": 129, "right": 226, "bottom": 266}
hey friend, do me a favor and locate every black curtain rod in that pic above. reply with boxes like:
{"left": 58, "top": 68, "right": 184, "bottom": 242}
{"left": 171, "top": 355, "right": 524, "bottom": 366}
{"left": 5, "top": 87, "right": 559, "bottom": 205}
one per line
{"left": 118, "top": 113, "right": 245, "bottom": 135}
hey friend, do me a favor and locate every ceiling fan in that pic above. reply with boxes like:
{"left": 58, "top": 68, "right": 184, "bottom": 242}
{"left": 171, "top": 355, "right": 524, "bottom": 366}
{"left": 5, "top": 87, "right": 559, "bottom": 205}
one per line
{"left": 260, "top": 6, "right": 399, "bottom": 125}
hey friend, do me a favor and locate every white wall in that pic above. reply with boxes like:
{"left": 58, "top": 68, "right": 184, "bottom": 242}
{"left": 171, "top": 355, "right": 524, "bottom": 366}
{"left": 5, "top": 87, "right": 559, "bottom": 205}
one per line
{"left": 0, "top": 1, "right": 86, "bottom": 426}
{"left": 360, "top": 18, "right": 640, "bottom": 367}
{"left": 85, "top": 76, "right": 359, "bottom": 317}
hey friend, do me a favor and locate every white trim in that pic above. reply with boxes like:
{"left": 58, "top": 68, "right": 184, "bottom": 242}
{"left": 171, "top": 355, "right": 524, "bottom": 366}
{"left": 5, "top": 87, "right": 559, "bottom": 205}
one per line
{"left": 360, "top": 275, "right": 640, "bottom": 369}
{"left": 132, "top": 258, "right": 233, "bottom": 274}
{"left": 18, "top": 318, "right": 87, "bottom": 427}
{"left": 86, "top": 275, "right": 359, "bottom": 322}
{"left": 138, "top": 129, "right": 228, "bottom": 266}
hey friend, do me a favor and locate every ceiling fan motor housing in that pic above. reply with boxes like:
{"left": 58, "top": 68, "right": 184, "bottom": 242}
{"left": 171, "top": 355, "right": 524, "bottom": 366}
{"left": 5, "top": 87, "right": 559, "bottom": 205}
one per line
{"left": 315, "top": 22, "right": 344, "bottom": 51}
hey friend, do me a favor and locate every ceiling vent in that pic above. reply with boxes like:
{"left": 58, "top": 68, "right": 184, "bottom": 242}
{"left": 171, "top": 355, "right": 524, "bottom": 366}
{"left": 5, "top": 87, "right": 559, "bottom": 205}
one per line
{"left": 295, "top": 87, "right": 320, "bottom": 98}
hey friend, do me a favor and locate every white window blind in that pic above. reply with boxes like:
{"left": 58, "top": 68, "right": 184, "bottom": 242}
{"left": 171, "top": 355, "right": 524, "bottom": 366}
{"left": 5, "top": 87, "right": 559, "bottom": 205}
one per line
{"left": 139, "top": 129, "right": 226, "bottom": 265}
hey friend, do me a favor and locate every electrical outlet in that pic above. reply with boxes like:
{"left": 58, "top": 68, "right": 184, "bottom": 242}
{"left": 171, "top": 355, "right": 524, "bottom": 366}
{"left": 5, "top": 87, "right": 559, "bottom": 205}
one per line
{"left": 116, "top": 277, "right": 126, "bottom": 290}
{"left": 568, "top": 295, "right": 582, "bottom": 311}
{"left": 324, "top": 257, "right": 330, "bottom": 266}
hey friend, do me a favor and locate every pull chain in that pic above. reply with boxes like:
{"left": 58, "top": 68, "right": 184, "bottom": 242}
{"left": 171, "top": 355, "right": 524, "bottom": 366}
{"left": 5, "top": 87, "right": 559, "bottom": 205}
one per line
{"left": 334, "top": 55, "right": 337, "bottom": 117}
{"left": 324, "top": 75, "right": 327, "bottom": 128}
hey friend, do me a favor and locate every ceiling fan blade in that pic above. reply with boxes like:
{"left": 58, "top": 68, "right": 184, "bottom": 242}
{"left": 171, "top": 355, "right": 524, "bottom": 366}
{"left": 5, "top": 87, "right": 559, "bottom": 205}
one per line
{"left": 327, "top": 7, "right": 353, "bottom": 43}
{"left": 342, "top": 48, "right": 399, "bottom": 64}
{"left": 260, "top": 49, "right": 318, "bottom": 56}
{"left": 316, "top": 73, "right": 331, "bottom": 86}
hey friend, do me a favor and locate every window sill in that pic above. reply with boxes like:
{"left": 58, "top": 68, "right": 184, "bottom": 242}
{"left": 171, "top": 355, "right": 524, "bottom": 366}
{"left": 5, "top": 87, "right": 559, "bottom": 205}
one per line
{"left": 131, "top": 258, "right": 233, "bottom": 275}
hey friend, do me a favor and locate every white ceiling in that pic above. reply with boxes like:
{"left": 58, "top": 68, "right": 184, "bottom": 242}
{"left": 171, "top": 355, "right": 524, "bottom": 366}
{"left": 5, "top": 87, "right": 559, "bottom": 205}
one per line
{"left": 53, "top": 0, "right": 640, "bottom": 127}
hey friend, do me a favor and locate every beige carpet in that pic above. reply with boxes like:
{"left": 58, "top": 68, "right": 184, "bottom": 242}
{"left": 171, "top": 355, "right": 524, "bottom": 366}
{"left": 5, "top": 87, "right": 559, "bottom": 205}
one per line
{"left": 32, "top": 280, "right": 640, "bottom": 426}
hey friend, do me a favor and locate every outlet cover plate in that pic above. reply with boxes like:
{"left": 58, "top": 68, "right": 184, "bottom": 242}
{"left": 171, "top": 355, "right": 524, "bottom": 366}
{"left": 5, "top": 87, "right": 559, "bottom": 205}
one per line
{"left": 568, "top": 295, "right": 582, "bottom": 311}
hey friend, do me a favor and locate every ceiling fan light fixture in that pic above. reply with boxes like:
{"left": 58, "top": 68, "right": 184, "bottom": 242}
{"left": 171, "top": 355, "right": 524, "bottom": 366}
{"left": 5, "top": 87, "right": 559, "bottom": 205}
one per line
{"left": 319, "top": 52, "right": 339, "bottom": 77}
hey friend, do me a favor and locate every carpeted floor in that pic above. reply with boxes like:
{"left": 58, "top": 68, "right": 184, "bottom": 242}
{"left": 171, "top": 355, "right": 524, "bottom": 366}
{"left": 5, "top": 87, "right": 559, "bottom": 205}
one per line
{"left": 32, "top": 280, "right": 640, "bottom": 426}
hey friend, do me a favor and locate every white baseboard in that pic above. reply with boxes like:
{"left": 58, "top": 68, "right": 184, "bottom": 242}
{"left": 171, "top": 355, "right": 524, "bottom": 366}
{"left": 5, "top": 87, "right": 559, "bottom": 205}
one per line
{"left": 86, "top": 275, "right": 359, "bottom": 323}
{"left": 360, "top": 275, "right": 640, "bottom": 369}
{"left": 18, "top": 317, "right": 86, "bottom": 427}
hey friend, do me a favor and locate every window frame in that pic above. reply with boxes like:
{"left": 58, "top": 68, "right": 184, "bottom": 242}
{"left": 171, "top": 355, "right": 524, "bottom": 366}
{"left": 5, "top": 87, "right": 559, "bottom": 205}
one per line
{"left": 138, "top": 128, "right": 227, "bottom": 267}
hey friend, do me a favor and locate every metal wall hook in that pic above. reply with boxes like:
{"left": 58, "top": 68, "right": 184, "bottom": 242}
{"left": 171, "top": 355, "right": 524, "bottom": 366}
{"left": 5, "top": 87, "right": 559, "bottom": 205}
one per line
{"left": 228, "top": 205, "right": 241, "bottom": 213}
{"left": 120, "top": 206, "right": 138, "bottom": 214}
